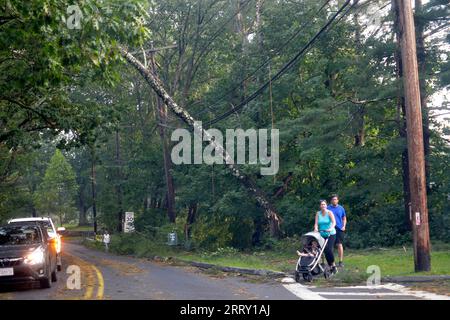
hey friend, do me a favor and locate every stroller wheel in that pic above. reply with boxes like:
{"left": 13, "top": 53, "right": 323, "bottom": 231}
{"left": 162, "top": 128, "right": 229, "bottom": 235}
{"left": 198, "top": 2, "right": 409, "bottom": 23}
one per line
{"left": 295, "top": 271, "right": 301, "bottom": 283}
{"left": 324, "top": 266, "right": 333, "bottom": 279}
{"left": 303, "top": 273, "right": 313, "bottom": 282}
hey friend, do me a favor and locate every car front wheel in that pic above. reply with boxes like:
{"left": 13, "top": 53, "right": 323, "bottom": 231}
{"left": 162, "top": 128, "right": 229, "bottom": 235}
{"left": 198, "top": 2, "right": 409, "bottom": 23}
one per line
{"left": 40, "top": 264, "right": 52, "bottom": 289}
{"left": 57, "top": 254, "right": 62, "bottom": 271}
{"left": 51, "top": 269, "right": 57, "bottom": 282}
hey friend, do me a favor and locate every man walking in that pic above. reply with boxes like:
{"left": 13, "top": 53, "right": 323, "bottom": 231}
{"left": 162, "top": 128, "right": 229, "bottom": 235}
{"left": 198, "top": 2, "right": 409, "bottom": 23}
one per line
{"left": 327, "top": 194, "right": 347, "bottom": 268}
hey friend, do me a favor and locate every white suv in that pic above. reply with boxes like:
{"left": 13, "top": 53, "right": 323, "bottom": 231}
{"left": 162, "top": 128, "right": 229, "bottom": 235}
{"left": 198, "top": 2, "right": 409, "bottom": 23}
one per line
{"left": 8, "top": 217, "right": 64, "bottom": 271}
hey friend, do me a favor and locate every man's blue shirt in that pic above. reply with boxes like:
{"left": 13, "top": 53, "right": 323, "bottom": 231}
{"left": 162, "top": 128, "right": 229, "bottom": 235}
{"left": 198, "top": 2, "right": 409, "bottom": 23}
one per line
{"left": 327, "top": 204, "right": 346, "bottom": 230}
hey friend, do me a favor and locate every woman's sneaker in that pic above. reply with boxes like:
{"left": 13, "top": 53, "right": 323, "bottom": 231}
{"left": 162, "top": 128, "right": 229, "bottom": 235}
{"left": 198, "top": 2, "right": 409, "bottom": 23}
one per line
{"left": 331, "top": 266, "right": 338, "bottom": 275}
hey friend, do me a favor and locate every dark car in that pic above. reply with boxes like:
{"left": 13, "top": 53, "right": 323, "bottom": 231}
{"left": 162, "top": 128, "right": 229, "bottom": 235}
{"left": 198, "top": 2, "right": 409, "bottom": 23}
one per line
{"left": 8, "top": 217, "right": 64, "bottom": 271}
{"left": 0, "top": 223, "right": 58, "bottom": 289}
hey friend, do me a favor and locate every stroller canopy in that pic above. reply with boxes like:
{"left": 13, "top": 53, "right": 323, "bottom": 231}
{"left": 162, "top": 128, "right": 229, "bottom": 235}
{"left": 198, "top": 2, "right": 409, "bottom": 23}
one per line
{"left": 302, "top": 231, "right": 326, "bottom": 248}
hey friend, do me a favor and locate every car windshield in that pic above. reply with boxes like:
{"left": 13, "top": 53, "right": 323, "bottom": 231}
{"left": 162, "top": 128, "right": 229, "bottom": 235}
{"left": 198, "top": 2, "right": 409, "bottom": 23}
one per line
{"left": 9, "top": 220, "right": 54, "bottom": 237}
{"left": 0, "top": 225, "right": 41, "bottom": 245}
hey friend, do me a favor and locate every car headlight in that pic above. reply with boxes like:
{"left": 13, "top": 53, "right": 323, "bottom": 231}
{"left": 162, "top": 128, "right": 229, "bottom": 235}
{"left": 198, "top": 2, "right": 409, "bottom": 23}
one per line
{"left": 24, "top": 247, "right": 45, "bottom": 265}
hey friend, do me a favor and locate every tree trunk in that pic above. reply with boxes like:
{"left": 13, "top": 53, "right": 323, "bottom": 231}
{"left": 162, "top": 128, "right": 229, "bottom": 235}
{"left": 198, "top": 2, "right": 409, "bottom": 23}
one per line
{"left": 236, "top": 0, "right": 249, "bottom": 117}
{"left": 90, "top": 146, "right": 97, "bottom": 234}
{"left": 120, "top": 47, "right": 282, "bottom": 237}
{"left": 149, "top": 47, "right": 176, "bottom": 223}
{"left": 156, "top": 198, "right": 161, "bottom": 209}
{"left": 78, "top": 192, "right": 88, "bottom": 226}
{"left": 31, "top": 206, "right": 37, "bottom": 218}
{"left": 115, "top": 130, "right": 124, "bottom": 232}
{"left": 354, "top": 107, "right": 365, "bottom": 147}
{"left": 273, "top": 172, "right": 293, "bottom": 198}
{"left": 184, "top": 203, "right": 197, "bottom": 241}
{"left": 252, "top": 216, "right": 264, "bottom": 246}
{"left": 353, "top": 10, "right": 366, "bottom": 147}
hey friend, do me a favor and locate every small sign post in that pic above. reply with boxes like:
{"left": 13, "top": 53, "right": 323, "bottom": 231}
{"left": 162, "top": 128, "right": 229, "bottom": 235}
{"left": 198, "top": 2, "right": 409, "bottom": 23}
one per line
{"left": 167, "top": 232, "right": 177, "bottom": 246}
{"left": 124, "top": 212, "right": 135, "bottom": 233}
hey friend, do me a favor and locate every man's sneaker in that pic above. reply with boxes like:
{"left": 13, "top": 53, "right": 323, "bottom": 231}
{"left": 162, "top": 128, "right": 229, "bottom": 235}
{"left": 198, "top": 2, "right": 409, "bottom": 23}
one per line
{"left": 338, "top": 261, "right": 344, "bottom": 268}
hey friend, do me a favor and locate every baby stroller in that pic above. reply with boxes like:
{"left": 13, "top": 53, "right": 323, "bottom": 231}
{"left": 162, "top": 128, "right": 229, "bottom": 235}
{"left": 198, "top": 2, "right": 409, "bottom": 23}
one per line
{"left": 294, "top": 231, "right": 332, "bottom": 282}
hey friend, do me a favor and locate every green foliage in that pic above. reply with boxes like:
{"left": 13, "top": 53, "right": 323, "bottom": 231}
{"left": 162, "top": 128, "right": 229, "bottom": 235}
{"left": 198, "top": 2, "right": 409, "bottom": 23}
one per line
{"left": 1, "top": 0, "right": 449, "bottom": 254}
{"left": 191, "top": 214, "right": 233, "bottom": 250}
{"left": 107, "top": 232, "right": 180, "bottom": 258}
{"left": 34, "top": 149, "right": 78, "bottom": 225}
{"left": 109, "top": 233, "right": 147, "bottom": 256}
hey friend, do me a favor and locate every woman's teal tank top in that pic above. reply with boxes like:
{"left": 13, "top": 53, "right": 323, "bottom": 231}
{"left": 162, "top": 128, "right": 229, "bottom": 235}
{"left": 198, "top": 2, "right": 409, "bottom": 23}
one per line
{"left": 317, "top": 211, "right": 336, "bottom": 238}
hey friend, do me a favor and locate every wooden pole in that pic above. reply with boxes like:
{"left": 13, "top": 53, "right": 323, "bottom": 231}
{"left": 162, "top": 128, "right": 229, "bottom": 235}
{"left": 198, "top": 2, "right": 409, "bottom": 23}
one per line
{"left": 396, "top": 0, "right": 431, "bottom": 272}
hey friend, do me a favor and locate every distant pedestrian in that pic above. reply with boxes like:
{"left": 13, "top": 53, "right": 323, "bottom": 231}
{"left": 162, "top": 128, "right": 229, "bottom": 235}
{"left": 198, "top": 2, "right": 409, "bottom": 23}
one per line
{"left": 103, "top": 231, "right": 110, "bottom": 252}
{"left": 327, "top": 194, "right": 347, "bottom": 268}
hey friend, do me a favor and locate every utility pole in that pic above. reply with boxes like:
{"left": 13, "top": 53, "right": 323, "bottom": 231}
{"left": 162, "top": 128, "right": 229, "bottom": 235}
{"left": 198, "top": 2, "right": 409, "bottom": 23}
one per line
{"left": 148, "top": 42, "right": 177, "bottom": 223}
{"left": 396, "top": 0, "right": 431, "bottom": 271}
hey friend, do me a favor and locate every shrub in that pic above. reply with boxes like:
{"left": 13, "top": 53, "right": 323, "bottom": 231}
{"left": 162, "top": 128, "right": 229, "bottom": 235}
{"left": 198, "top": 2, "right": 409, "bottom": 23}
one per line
{"left": 110, "top": 233, "right": 143, "bottom": 255}
{"left": 191, "top": 215, "right": 233, "bottom": 250}
{"left": 229, "top": 217, "right": 254, "bottom": 249}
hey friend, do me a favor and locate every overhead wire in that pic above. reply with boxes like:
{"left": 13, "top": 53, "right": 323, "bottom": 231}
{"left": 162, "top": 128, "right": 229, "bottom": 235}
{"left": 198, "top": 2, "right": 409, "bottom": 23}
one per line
{"left": 203, "top": 0, "right": 353, "bottom": 128}
{"left": 190, "top": 0, "right": 333, "bottom": 118}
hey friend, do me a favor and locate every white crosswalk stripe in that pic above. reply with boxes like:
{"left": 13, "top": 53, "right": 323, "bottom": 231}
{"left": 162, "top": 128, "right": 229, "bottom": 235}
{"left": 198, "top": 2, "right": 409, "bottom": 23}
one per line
{"left": 281, "top": 278, "right": 326, "bottom": 300}
{"left": 281, "top": 277, "right": 450, "bottom": 300}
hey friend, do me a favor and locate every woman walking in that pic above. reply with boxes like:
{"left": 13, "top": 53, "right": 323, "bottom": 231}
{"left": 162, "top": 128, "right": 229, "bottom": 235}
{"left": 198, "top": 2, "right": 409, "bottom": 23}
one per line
{"left": 314, "top": 200, "right": 338, "bottom": 275}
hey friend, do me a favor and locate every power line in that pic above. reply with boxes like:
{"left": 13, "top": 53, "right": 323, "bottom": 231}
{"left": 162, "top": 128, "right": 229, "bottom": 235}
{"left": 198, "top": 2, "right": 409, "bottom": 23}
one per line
{"left": 240, "top": 0, "right": 361, "bottom": 124}
{"left": 191, "top": 0, "right": 333, "bottom": 118}
{"left": 204, "top": 0, "right": 352, "bottom": 128}
{"left": 331, "top": 0, "right": 360, "bottom": 26}
{"left": 205, "top": 0, "right": 352, "bottom": 127}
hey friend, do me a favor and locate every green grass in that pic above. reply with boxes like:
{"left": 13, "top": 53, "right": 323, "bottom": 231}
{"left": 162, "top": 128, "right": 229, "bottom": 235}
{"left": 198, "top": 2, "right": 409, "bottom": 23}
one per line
{"left": 176, "top": 244, "right": 450, "bottom": 278}
{"left": 64, "top": 224, "right": 94, "bottom": 232}
{"left": 343, "top": 246, "right": 450, "bottom": 277}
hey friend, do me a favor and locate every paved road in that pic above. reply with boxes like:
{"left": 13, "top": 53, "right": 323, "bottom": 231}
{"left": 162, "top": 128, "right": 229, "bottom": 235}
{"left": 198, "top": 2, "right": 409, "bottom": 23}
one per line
{"left": 0, "top": 242, "right": 297, "bottom": 300}
{"left": 0, "top": 242, "right": 446, "bottom": 300}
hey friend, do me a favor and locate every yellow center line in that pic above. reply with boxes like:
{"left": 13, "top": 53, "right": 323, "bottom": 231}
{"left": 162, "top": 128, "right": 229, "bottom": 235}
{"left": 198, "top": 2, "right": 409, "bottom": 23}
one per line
{"left": 63, "top": 251, "right": 99, "bottom": 300}
{"left": 83, "top": 266, "right": 94, "bottom": 300}
{"left": 91, "top": 265, "right": 104, "bottom": 300}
